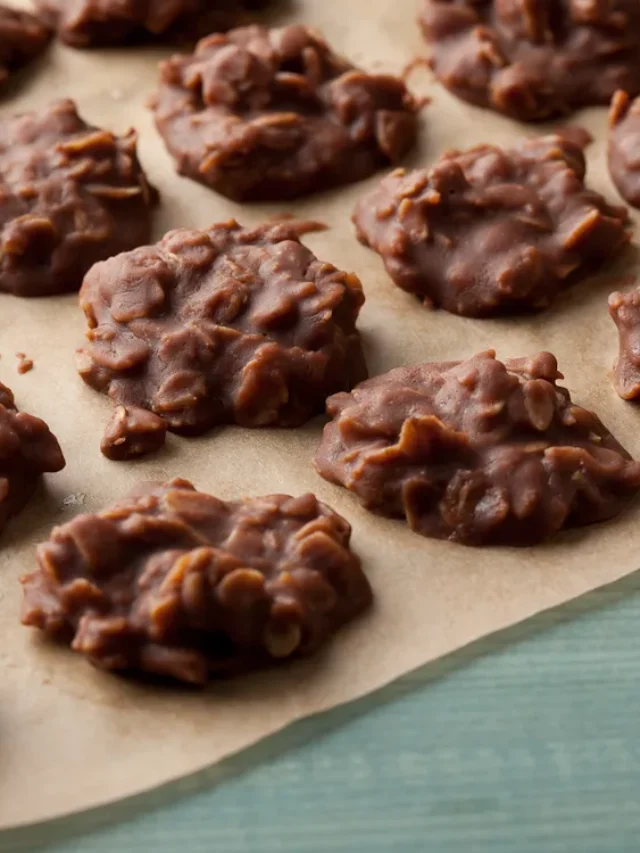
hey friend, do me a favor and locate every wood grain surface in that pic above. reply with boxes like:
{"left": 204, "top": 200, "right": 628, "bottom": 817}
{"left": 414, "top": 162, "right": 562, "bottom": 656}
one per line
{"left": 4, "top": 571, "right": 640, "bottom": 853}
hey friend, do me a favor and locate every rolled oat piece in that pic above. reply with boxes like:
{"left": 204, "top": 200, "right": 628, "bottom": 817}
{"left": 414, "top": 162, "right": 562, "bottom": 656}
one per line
{"left": 151, "top": 24, "right": 419, "bottom": 201}
{"left": 21, "top": 479, "right": 372, "bottom": 685}
{"left": 353, "top": 134, "right": 629, "bottom": 317}
{"left": 0, "top": 99, "right": 158, "bottom": 297}
{"left": 314, "top": 350, "right": 640, "bottom": 546}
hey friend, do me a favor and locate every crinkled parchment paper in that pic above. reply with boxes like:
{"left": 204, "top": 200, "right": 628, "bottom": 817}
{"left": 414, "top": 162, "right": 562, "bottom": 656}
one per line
{"left": 1, "top": 0, "right": 639, "bottom": 829}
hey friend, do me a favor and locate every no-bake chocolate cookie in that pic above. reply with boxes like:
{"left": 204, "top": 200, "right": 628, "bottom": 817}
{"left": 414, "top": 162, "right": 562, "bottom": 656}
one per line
{"left": 314, "top": 351, "right": 640, "bottom": 546}
{"left": 353, "top": 134, "right": 629, "bottom": 317}
{"left": 0, "top": 381, "right": 65, "bottom": 536}
{"left": 609, "top": 283, "right": 640, "bottom": 399}
{"left": 420, "top": 0, "right": 640, "bottom": 121}
{"left": 77, "top": 219, "right": 367, "bottom": 458}
{"left": 34, "top": 0, "right": 267, "bottom": 48}
{"left": 609, "top": 90, "right": 640, "bottom": 208}
{"left": 0, "top": 99, "right": 158, "bottom": 297}
{"left": 151, "top": 24, "right": 419, "bottom": 201}
{"left": 0, "top": 4, "right": 50, "bottom": 87}
{"left": 21, "top": 479, "right": 372, "bottom": 684}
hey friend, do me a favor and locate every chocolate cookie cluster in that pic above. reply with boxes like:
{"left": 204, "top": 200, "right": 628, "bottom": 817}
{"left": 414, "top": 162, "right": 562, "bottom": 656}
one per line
{"left": 0, "top": 99, "right": 157, "bottom": 297}
{"left": 77, "top": 220, "right": 367, "bottom": 458}
{"left": 315, "top": 351, "right": 640, "bottom": 545}
{"left": 151, "top": 24, "right": 419, "bottom": 201}
{"left": 0, "top": 381, "right": 65, "bottom": 536}
{"left": 420, "top": 0, "right": 640, "bottom": 121}
{"left": 21, "top": 480, "right": 371, "bottom": 684}
{"left": 354, "top": 135, "right": 628, "bottom": 317}
{"left": 0, "top": 4, "right": 50, "bottom": 86}
{"left": 34, "top": 0, "right": 268, "bottom": 47}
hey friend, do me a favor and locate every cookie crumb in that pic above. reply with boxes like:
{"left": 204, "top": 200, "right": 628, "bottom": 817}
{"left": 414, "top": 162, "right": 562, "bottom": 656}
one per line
{"left": 16, "top": 353, "right": 33, "bottom": 374}
{"left": 61, "top": 492, "right": 86, "bottom": 509}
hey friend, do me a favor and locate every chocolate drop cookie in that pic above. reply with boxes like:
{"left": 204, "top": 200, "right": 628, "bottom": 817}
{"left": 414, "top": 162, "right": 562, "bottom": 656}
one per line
{"left": 0, "top": 4, "right": 50, "bottom": 87}
{"left": 420, "top": 0, "right": 640, "bottom": 121}
{"left": 77, "top": 219, "right": 367, "bottom": 459}
{"left": 21, "top": 479, "right": 372, "bottom": 684}
{"left": 34, "top": 0, "right": 267, "bottom": 47}
{"left": 314, "top": 350, "right": 640, "bottom": 546}
{"left": 151, "top": 24, "right": 419, "bottom": 201}
{"left": 0, "top": 99, "right": 158, "bottom": 297}
{"left": 0, "top": 381, "right": 65, "bottom": 536}
{"left": 353, "top": 134, "right": 629, "bottom": 317}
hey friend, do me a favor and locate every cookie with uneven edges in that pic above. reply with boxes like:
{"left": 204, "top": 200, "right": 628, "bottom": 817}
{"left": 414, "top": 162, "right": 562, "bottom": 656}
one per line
{"left": 609, "top": 90, "right": 640, "bottom": 208}
{"left": 0, "top": 4, "right": 50, "bottom": 87}
{"left": 314, "top": 351, "right": 640, "bottom": 546}
{"left": 21, "top": 480, "right": 372, "bottom": 685}
{"left": 0, "top": 381, "right": 65, "bottom": 536}
{"left": 353, "top": 134, "right": 629, "bottom": 318}
{"left": 0, "top": 99, "right": 158, "bottom": 297}
{"left": 77, "top": 219, "right": 367, "bottom": 459}
{"left": 420, "top": 0, "right": 640, "bottom": 121}
{"left": 151, "top": 24, "right": 419, "bottom": 201}
{"left": 34, "top": 0, "right": 267, "bottom": 47}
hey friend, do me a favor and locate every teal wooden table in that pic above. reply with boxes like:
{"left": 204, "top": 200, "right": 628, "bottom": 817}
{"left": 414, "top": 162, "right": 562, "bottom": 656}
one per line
{"left": 3, "top": 570, "right": 640, "bottom": 853}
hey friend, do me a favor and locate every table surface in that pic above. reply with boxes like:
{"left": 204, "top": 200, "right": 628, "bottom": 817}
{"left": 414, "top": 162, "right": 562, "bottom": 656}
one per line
{"left": 3, "top": 568, "right": 640, "bottom": 853}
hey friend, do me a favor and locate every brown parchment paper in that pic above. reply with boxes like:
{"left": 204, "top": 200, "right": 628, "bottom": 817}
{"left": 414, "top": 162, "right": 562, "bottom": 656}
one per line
{"left": 1, "top": 0, "right": 639, "bottom": 830}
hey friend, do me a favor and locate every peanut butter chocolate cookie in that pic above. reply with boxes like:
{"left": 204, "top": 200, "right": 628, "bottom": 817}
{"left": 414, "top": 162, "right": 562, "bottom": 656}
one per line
{"left": 77, "top": 219, "right": 366, "bottom": 458}
{"left": 420, "top": 0, "right": 640, "bottom": 121}
{"left": 353, "top": 135, "right": 629, "bottom": 317}
{"left": 315, "top": 351, "right": 640, "bottom": 546}
{"left": 0, "top": 99, "right": 158, "bottom": 297}
{"left": 151, "top": 24, "right": 419, "bottom": 201}
{"left": 21, "top": 479, "right": 372, "bottom": 684}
